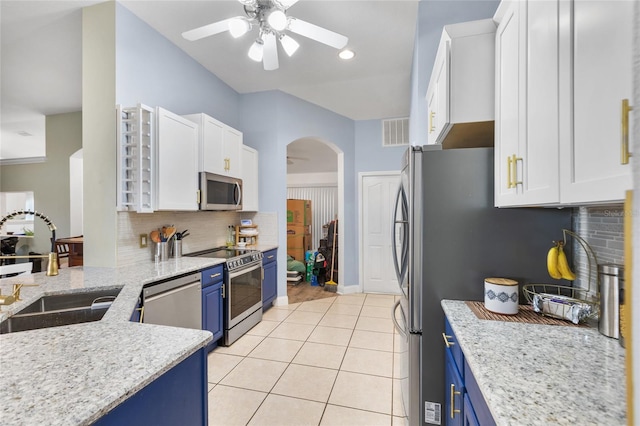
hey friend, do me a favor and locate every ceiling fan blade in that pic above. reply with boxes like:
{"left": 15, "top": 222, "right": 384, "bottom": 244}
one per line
{"left": 263, "top": 32, "right": 279, "bottom": 71}
{"left": 277, "top": 0, "right": 300, "bottom": 9}
{"left": 182, "top": 19, "right": 231, "bottom": 41}
{"left": 288, "top": 18, "right": 348, "bottom": 49}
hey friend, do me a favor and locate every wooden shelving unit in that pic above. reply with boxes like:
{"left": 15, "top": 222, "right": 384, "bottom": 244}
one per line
{"left": 235, "top": 225, "right": 259, "bottom": 246}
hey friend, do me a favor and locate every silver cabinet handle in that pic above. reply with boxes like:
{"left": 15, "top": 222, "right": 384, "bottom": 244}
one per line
{"left": 210, "top": 273, "right": 221, "bottom": 279}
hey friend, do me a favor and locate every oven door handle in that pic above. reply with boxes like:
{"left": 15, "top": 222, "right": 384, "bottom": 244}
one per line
{"left": 228, "top": 261, "right": 263, "bottom": 280}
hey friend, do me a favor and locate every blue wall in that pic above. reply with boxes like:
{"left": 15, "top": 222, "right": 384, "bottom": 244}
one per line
{"left": 355, "top": 120, "right": 406, "bottom": 172}
{"left": 409, "top": 0, "right": 500, "bottom": 146}
{"left": 115, "top": 4, "right": 241, "bottom": 128}
{"left": 241, "top": 91, "right": 358, "bottom": 290}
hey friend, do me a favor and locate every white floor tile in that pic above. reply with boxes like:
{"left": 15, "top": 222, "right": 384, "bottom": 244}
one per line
{"left": 292, "top": 341, "right": 347, "bottom": 370}
{"left": 247, "top": 337, "right": 304, "bottom": 362}
{"left": 392, "top": 416, "right": 409, "bottom": 426}
{"left": 207, "top": 352, "right": 243, "bottom": 383}
{"left": 327, "top": 303, "right": 362, "bottom": 316}
{"left": 307, "top": 326, "right": 353, "bottom": 347}
{"left": 246, "top": 319, "right": 281, "bottom": 337}
{"left": 219, "top": 357, "right": 288, "bottom": 392}
{"left": 349, "top": 330, "right": 394, "bottom": 352}
{"left": 213, "top": 334, "right": 264, "bottom": 356}
{"left": 320, "top": 404, "right": 391, "bottom": 426}
{"left": 319, "top": 313, "right": 358, "bottom": 329}
{"left": 297, "top": 300, "right": 333, "bottom": 313}
{"left": 329, "top": 371, "right": 393, "bottom": 415}
{"left": 263, "top": 307, "right": 294, "bottom": 321}
{"left": 360, "top": 305, "right": 393, "bottom": 319}
{"left": 283, "top": 310, "right": 325, "bottom": 326}
{"left": 364, "top": 294, "right": 396, "bottom": 308}
{"left": 392, "top": 378, "right": 406, "bottom": 417}
{"left": 269, "top": 322, "right": 316, "bottom": 341}
{"left": 207, "top": 385, "right": 267, "bottom": 426}
{"left": 247, "top": 394, "right": 325, "bottom": 426}
{"left": 333, "top": 294, "right": 366, "bottom": 306}
{"left": 355, "top": 316, "right": 394, "bottom": 333}
{"left": 272, "top": 363, "right": 338, "bottom": 402}
{"left": 341, "top": 347, "right": 394, "bottom": 378}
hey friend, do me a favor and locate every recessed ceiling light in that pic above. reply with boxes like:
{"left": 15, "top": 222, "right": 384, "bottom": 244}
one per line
{"left": 17, "top": 131, "right": 33, "bottom": 137}
{"left": 338, "top": 49, "right": 355, "bottom": 60}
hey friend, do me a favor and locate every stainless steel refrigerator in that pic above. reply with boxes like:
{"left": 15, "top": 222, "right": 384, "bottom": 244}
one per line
{"left": 391, "top": 146, "right": 572, "bottom": 425}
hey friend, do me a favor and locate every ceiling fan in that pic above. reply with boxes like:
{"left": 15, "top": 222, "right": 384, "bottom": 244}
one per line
{"left": 181, "top": 0, "right": 348, "bottom": 71}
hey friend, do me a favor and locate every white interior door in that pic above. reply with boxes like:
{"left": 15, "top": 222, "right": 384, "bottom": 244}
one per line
{"left": 361, "top": 173, "right": 400, "bottom": 294}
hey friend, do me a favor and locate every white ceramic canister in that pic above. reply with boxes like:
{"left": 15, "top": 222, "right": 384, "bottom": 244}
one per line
{"left": 484, "top": 278, "right": 519, "bottom": 315}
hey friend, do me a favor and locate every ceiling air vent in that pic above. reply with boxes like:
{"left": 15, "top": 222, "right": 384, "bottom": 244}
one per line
{"left": 382, "top": 118, "right": 409, "bottom": 147}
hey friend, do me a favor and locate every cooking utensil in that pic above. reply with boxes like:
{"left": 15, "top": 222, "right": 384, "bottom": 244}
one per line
{"left": 150, "top": 230, "right": 161, "bottom": 243}
{"left": 164, "top": 226, "right": 177, "bottom": 241}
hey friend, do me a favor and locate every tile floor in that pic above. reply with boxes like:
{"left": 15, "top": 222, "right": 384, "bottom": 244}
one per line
{"left": 207, "top": 293, "right": 407, "bottom": 426}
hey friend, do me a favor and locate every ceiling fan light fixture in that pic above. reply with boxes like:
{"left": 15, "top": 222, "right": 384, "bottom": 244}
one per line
{"left": 248, "top": 39, "right": 264, "bottom": 62}
{"left": 267, "top": 10, "right": 288, "bottom": 31}
{"left": 338, "top": 49, "right": 355, "bottom": 60}
{"left": 280, "top": 34, "right": 299, "bottom": 57}
{"left": 228, "top": 17, "right": 250, "bottom": 38}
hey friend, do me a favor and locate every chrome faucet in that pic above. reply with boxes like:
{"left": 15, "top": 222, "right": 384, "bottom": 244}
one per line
{"left": 0, "top": 210, "right": 59, "bottom": 276}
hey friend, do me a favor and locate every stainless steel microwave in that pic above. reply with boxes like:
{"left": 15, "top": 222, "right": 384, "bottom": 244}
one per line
{"left": 199, "top": 172, "right": 242, "bottom": 210}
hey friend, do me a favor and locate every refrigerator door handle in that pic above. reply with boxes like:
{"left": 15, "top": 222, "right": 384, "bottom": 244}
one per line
{"left": 391, "top": 299, "right": 408, "bottom": 338}
{"left": 391, "top": 185, "right": 407, "bottom": 290}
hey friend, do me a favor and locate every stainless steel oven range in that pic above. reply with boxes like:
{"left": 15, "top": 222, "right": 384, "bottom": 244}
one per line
{"left": 185, "top": 247, "right": 263, "bottom": 345}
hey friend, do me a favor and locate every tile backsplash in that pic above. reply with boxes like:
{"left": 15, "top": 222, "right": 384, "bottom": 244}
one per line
{"left": 117, "top": 211, "right": 278, "bottom": 267}
{"left": 572, "top": 205, "right": 625, "bottom": 292}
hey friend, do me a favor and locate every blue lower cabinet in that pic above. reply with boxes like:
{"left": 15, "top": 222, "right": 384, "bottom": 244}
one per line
{"left": 201, "top": 265, "right": 224, "bottom": 352}
{"left": 445, "top": 350, "right": 464, "bottom": 426}
{"left": 262, "top": 249, "right": 277, "bottom": 310}
{"left": 445, "top": 314, "right": 494, "bottom": 426}
{"left": 95, "top": 348, "right": 208, "bottom": 425}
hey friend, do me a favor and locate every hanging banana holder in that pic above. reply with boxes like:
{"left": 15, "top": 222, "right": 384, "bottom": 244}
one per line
{"left": 0, "top": 210, "right": 59, "bottom": 276}
{"left": 523, "top": 229, "right": 600, "bottom": 323}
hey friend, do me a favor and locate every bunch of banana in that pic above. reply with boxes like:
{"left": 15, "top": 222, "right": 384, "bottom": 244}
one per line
{"left": 547, "top": 241, "right": 576, "bottom": 281}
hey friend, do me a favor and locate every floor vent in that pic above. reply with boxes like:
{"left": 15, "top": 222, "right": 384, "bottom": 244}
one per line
{"left": 382, "top": 118, "right": 410, "bottom": 147}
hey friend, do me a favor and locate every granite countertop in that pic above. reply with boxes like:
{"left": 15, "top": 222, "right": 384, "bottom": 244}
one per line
{"left": 0, "top": 257, "right": 226, "bottom": 425}
{"left": 441, "top": 300, "right": 626, "bottom": 425}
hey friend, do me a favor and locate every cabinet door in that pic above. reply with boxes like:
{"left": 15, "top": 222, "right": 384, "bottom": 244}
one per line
{"left": 520, "top": 0, "right": 560, "bottom": 205}
{"left": 560, "top": 0, "right": 633, "bottom": 203}
{"left": 241, "top": 145, "right": 259, "bottom": 211}
{"left": 494, "top": 0, "right": 523, "bottom": 206}
{"left": 426, "top": 41, "right": 450, "bottom": 145}
{"left": 445, "top": 350, "right": 464, "bottom": 426}
{"left": 262, "top": 251, "right": 277, "bottom": 309}
{"left": 224, "top": 127, "right": 243, "bottom": 178}
{"left": 201, "top": 115, "right": 226, "bottom": 175}
{"left": 203, "top": 282, "right": 223, "bottom": 344}
{"left": 463, "top": 393, "right": 479, "bottom": 426}
{"left": 156, "top": 108, "right": 199, "bottom": 210}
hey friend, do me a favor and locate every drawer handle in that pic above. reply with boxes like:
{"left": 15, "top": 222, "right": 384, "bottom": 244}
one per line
{"left": 450, "top": 383, "right": 461, "bottom": 419}
{"left": 621, "top": 98, "right": 633, "bottom": 165}
{"left": 267, "top": 255, "right": 275, "bottom": 259}
{"left": 429, "top": 111, "right": 436, "bottom": 133}
{"left": 442, "top": 333, "right": 454, "bottom": 348}
{"left": 210, "top": 273, "right": 221, "bottom": 279}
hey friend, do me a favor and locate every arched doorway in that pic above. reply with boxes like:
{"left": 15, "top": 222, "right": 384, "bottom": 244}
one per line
{"left": 285, "top": 138, "right": 344, "bottom": 302}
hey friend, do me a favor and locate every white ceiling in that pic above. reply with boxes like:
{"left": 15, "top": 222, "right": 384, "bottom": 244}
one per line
{"left": 0, "top": 0, "right": 418, "bottom": 165}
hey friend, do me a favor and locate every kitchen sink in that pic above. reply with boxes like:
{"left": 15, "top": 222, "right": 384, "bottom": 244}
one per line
{"left": 0, "top": 288, "right": 121, "bottom": 334}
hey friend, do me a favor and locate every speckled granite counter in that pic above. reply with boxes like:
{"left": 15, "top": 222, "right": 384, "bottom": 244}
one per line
{"left": 442, "top": 300, "right": 626, "bottom": 425}
{"left": 0, "top": 257, "right": 226, "bottom": 426}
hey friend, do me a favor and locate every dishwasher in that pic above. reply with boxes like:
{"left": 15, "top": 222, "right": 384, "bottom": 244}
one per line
{"left": 141, "top": 272, "right": 202, "bottom": 330}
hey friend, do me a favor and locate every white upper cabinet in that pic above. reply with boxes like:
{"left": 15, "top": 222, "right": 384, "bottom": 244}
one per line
{"left": 156, "top": 107, "right": 199, "bottom": 211}
{"left": 494, "top": 0, "right": 633, "bottom": 207}
{"left": 183, "top": 113, "right": 243, "bottom": 179}
{"left": 426, "top": 19, "right": 496, "bottom": 148}
{"left": 494, "top": 0, "right": 561, "bottom": 207}
{"left": 241, "top": 145, "right": 259, "bottom": 212}
{"left": 558, "top": 0, "right": 633, "bottom": 204}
